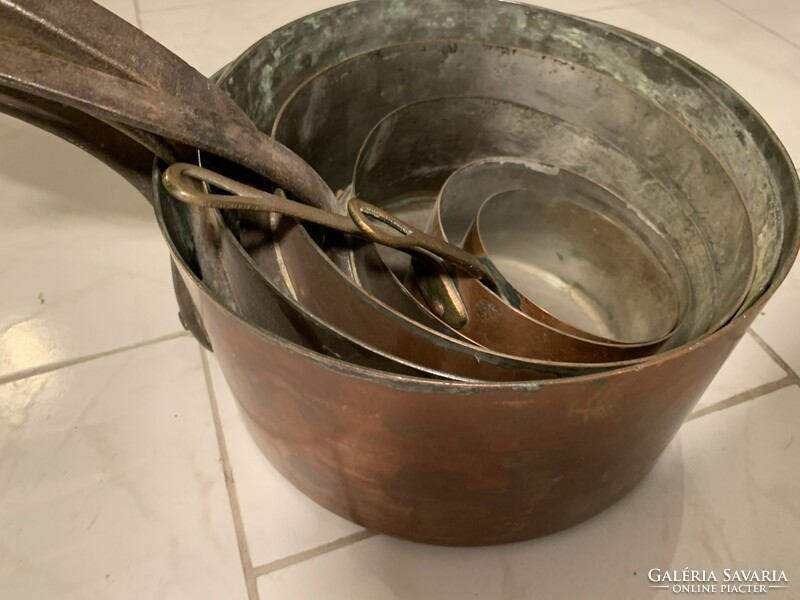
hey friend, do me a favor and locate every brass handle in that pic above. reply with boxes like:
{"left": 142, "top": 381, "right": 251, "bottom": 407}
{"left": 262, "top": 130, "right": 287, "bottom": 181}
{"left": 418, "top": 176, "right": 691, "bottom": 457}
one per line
{"left": 162, "top": 162, "right": 494, "bottom": 283}
{"left": 346, "top": 198, "right": 490, "bottom": 281}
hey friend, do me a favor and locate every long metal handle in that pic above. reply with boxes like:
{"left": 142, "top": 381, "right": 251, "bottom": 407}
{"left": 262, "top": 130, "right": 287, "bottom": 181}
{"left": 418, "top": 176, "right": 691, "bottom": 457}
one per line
{"left": 0, "top": 34, "right": 337, "bottom": 213}
{"left": 0, "top": 85, "right": 156, "bottom": 200}
{"left": 0, "top": 0, "right": 253, "bottom": 130}
{"left": 162, "top": 162, "right": 494, "bottom": 281}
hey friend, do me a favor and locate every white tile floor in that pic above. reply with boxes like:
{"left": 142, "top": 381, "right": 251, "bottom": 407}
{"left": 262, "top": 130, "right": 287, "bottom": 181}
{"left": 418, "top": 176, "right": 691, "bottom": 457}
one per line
{"left": 1, "top": 0, "right": 799, "bottom": 598}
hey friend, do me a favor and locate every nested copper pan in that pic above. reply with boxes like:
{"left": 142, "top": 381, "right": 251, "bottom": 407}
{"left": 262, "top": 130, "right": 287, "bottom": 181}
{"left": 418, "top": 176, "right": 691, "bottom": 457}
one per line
{"left": 267, "top": 44, "right": 756, "bottom": 362}
{"left": 350, "top": 97, "right": 753, "bottom": 358}
{"left": 155, "top": 154, "right": 797, "bottom": 547}
{"left": 2, "top": 0, "right": 797, "bottom": 545}
{"left": 331, "top": 86, "right": 754, "bottom": 362}
{"left": 248, "top": 4, "right": 780, "bottom": 323}
{"left": 348, "top": 157, "right": 686, "bottom": 363}
{"left": 447, "top": 158, "right": 687, "bottom": 344}
{"left": 447, "top": 162, "right": 683, "bottom": 345}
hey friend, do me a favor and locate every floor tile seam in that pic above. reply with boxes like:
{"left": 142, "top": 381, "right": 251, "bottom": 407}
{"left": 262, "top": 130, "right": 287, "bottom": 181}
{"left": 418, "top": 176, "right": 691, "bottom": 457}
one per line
{"left": 251, "top": 531, "right": 378, "bottom": 579}
{"left": 199, "top": 347, "right": 260, "bottom": 600}
{"left": 747, "top": 329, "right": 800, "bottom": 383}
{"left": 712, "top": 0, "right": 800, "bottom": 53}
{"left": 138, "top": 0, "right": 242, "bottom": 16}
{"left": 686, "top": 376, "right": 796, "bottom": 422}
{"left": 0, "top": 330, "right": 191, "bottom": 386}
{"left": 578, "top": 0, "right": 661, "bottom": 17}
{"left": 131, "top": 0, "right": 144, "bottom": 29}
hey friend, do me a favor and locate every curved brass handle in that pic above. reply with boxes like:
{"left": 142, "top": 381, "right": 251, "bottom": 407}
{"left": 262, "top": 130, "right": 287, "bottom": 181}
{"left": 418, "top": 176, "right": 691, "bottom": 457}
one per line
{"left": 346, "top": 198, "right": 491, "bottom": 281}
{"left": 162, "top": 162, "right": 493, "bottom": 282}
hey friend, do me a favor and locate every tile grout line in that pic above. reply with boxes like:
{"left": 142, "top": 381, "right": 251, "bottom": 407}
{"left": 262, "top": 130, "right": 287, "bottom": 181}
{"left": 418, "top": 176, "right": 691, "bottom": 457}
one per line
{"left": 686, "top": 375, "right": 796, "bottom": 422}
{"left": 0, "top": 330, "right": 191, "bottom": 386}
{"left": 687, "top": 329, "right": 799, "bottom": 421}
{"left": 131, "top": 0, "right": 144, "bottom": 29}
{"left": 138, "top": 0, "right": 216, "bottom": 16}
{"left": 252, "top": 531, "right": 378, "bottom": 578}
{"left": 199, "top": 347, "right": 259, "bottom": 600}
{"left": 579, "top": 0, "right": 658, "bottom": 17}
{"left": 712, "top": 0, "right": 800, "bottom": 53}
{"left": 747, "top": 329, "right": 800, "bottom": 382}
{"left": 137, "top": 0, "right": 262, "bottom": 16}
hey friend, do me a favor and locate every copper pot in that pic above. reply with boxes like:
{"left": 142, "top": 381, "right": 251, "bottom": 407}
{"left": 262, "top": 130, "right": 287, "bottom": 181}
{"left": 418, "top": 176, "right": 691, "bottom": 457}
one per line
{"left": 157, "top": 0, "right": 798, "bottom": 543}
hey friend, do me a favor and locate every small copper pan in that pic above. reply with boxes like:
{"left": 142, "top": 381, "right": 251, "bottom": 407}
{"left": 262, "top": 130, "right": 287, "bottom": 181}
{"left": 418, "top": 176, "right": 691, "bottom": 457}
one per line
{"left": 414, "top": 167, "right": 683, "bottom": 361}
{"left": 457, "top": 164, "right": 683, "bottom": 346}
{"left": 465, "top": 188, "right": 678, "bottom": 340}
{"left": 451, "top": 158, "right": 684, "bottom": 341}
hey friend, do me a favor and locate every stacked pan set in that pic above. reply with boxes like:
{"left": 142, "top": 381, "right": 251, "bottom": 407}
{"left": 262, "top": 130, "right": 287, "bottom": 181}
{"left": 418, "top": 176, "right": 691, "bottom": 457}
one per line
{"left": 1, "top": 0, "right": 798, "bottom": 545}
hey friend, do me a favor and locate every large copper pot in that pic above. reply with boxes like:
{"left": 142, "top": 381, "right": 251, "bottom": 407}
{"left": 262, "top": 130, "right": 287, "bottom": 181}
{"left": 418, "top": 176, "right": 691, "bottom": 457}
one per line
{"left": 152, "top": 0, "right": 799, "bottom": 544}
